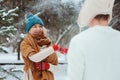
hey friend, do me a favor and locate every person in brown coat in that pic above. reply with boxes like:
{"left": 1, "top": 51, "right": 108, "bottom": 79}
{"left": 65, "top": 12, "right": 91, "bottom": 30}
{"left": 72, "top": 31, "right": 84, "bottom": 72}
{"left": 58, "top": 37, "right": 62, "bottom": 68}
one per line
{"left": 20, "top": 13, "right": 58, "bottom": 80}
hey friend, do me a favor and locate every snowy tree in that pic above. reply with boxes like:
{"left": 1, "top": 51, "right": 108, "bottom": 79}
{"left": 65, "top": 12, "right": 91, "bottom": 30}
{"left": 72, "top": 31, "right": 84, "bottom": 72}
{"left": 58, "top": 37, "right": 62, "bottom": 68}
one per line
{"left": 0, "top": 7, "right": 19, "bottom": 53}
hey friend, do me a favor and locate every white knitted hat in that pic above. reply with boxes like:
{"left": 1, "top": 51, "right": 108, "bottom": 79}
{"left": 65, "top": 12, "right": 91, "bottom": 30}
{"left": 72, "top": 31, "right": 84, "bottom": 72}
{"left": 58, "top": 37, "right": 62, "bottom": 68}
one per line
{"left": 78, "top": 0, "right": 115, "bottom": 27}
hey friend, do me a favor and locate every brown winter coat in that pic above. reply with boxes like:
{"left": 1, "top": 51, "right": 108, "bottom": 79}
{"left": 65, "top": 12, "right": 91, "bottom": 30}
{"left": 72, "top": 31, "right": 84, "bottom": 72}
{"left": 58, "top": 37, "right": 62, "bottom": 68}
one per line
{"left": 20, "top": 33, "right": 58, "bottom": 80}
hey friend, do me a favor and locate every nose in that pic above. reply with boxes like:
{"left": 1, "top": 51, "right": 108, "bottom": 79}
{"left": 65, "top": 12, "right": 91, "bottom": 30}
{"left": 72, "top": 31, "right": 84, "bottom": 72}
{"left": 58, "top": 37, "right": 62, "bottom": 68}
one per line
{"left": 37, "top": 28, "right": 43, "bottom": 34}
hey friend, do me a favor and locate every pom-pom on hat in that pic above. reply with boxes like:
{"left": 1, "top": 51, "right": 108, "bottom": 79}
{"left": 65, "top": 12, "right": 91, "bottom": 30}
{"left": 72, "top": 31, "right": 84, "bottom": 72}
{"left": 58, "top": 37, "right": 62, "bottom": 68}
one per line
{"left": 77, "top": 0, "right": 115, "bottom": 27}
{"left": 26, "top": 13, "right": 44, "bottom": 32}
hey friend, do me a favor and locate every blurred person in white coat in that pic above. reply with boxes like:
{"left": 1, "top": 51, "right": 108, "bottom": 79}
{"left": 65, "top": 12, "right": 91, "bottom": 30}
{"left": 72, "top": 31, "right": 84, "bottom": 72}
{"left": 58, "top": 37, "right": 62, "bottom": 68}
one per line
{"left": 67, "top": 0, "right": 120, "bottom": 80}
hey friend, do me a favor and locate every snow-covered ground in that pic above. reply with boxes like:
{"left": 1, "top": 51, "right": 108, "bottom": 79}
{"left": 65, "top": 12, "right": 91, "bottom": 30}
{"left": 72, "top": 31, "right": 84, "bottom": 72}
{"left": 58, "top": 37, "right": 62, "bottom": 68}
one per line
{"left": 0, "top": 64, "right": 67, "bottom": 80}
{"left": 0, "top": 53, "right": 67, "bottom": 80}
{"left": 55, "top": 64, "right": 67, "bottom": 80}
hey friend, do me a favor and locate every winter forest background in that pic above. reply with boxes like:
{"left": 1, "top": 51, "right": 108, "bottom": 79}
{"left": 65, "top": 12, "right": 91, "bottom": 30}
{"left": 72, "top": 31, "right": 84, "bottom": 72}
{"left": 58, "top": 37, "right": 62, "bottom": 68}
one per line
{"left": 0, "top": 0, "right": 82, "bottom": 54}
{"left": 0, "top": 0, "right": 120, "bottom": 54}
{"left": 0, "top": 0, "right": 120, "bottom": 80}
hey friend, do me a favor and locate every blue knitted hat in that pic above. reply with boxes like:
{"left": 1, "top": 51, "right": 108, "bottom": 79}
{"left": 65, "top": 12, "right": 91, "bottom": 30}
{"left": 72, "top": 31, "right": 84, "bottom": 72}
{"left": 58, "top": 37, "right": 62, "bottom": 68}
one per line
{"left": 26, "top": 13, "right": 44, "bottom": 32}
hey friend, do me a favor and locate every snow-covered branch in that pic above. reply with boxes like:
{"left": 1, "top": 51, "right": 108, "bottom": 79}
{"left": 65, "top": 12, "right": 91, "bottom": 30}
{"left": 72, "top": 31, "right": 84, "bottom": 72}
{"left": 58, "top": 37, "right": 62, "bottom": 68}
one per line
{"left": 0, "top": 66, "right": 22, "bottom": 80}
{"left": 55, "top": 22, "right": 76, "bottom": 44}
{"left": 2, "top": 7, "right": 19, "bottom": 18}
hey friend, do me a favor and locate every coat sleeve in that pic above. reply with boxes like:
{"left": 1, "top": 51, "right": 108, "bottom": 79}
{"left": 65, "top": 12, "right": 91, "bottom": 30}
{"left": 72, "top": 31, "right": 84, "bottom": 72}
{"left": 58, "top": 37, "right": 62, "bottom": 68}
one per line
{"left": 66, "top": 38, "right": 86, "bottom": 80}
{"left": 21, "top": 40, "right": 56, "bottom": 62}
{"left": 20, "top": 40, "right": 37, "bottom": 58}
{"left": 20, "top": 38, "right": 58, "bottom": 65}
{"left": 44, "top": 52, "right": 58, "bottom": 65}
{"left": 28, "top": 46, "right": 55, "bottom": 62}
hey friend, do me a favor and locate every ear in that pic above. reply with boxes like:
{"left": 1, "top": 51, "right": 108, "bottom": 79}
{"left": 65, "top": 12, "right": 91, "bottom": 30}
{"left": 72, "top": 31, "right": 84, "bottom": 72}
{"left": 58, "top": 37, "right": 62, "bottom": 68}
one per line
{"left": 88, "top": 18, "right": 95, "bottom": 27}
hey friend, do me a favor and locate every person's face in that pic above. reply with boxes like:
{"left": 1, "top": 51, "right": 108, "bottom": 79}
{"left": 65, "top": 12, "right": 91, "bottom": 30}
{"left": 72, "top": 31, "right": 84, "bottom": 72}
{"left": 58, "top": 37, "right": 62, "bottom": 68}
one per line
{"left": 29, "top": 24, "right": 44, "bottom": 35}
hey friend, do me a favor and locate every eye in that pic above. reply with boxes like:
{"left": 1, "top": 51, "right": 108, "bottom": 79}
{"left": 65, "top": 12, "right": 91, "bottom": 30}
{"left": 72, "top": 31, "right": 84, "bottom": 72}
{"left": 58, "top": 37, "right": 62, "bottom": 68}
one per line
{"left": 33, "top": 25, "right": 37, "bottom": 28}
{"left": 39, "top": 25, "right": 42, "bottom": 28}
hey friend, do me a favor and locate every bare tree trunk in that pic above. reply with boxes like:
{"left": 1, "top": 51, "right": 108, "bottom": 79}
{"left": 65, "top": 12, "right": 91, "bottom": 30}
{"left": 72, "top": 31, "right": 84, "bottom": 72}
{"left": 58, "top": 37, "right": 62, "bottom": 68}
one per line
{"left": 17, "top": 38, "right": 23, "bottom": 60}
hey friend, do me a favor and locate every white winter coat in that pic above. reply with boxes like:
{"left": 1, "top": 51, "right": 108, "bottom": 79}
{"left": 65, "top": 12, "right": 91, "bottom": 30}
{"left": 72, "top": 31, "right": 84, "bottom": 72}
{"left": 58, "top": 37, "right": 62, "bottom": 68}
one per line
{"left": 67, "top": 25, "right": 120, "bottom": 80}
